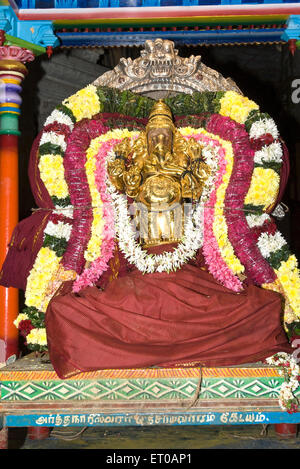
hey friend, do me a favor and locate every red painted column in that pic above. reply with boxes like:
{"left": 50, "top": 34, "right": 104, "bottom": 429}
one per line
{"left": 275, "top": 423, "right": 298, "bottom": 439}
{"left": 0, "top": 134, "right": 19, "bottom": 363}
{"left": 0, "top": 40, "right": 34, "bottom": 365}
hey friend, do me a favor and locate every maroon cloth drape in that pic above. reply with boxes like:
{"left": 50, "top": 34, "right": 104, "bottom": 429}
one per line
{"left": 0, "top": 211, "right": 50, "bottom": 290}
{"left": 46, "top": 247, "right": 291, "bottom": 379}
{"left": 273, "top": 139, "right": 290, "bottom": 209}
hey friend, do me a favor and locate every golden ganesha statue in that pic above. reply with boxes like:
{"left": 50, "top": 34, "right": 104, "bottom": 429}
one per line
{"left": 108, "top": 100, "right": 210, "bottom": 247}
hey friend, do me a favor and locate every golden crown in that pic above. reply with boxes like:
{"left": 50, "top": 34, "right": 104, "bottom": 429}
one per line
{"left": 146, "top": 100, "right": 175, "bottom": 132}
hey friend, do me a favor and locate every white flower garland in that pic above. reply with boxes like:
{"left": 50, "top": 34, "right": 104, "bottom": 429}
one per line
{"left": 44, "top": 109, "right": 74, "bottom": 130}
{"left": 246, "top": 213, "right": 271, "bottom": 228}
{"left": 44, "top": 220, "right": 72, "bottom": 240}
{"left": 257, "top": 231, "right": 287, "bottom": 259}
{"left": 249, "top": 117, "right": 279, "bottom": 140}
{"left": 39, "top": 131, "right": 67, "bottom": 152}
{"left": 108, "top": 180, "right": 204, "bottom": 274}
{"left": 196, "top": 143, "right": 220, "bottom": 203}
{"left": 53, "top": 205, "right": 74, "bottom": 219}
{"left": 254, "top": 142, "right": 283, "bottom": 165}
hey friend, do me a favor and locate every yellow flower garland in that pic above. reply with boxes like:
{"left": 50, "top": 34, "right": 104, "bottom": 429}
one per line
{"left": 84, "top": 129, "right": 140, "bottom": 263}
{"left": 26, "top": 328, "right": 47, "bottom": 347}
{"left": 276, "top": 255, "right": 300, "bottom": 319}
{"left": 244, "top": 167, "right": 280, "bottom": 210}
{"left": 179, "top": 127, "right": 244, "bottom": 276}
{"left": 219, "top": 91, "right": 259, "bottom": 124}
{"left": 63, "top": 84, "right": 102, "bottom": 122}
{"left": 85, "top": 137, "right": 105, "bottom": 263}
{"left": 25, "top": 247, "right": 62, "bottom": 312}
{"left": 38, "top": 153, "right": 69, "bottom": 199}
{"left": 212, "top": 137, "right": 245, "bottom": 276}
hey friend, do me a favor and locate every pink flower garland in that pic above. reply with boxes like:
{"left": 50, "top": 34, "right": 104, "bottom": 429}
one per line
{"left": 72, "top": 138, "right": 119, "bottom": 292}
{"left": 202, "top": 135, "right": 243, "bottom": 291}
{"left": 206, "top": 114, "right": 276, "bottom": 285}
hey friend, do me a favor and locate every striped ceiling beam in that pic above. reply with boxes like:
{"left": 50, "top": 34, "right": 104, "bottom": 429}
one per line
{"left": 5, "top": 3, "right": 300, "bottom": 51}
{"left": 51, "top": 16, "right": 289, "bottom": 29}
{"left": 57, "top": 27, "right": 286, "bottom": 47}
{"left": 15, "top": 4, "right": 300, "bottom": 23}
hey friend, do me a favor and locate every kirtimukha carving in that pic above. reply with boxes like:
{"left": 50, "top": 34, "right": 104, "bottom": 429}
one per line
{"left": 94, "top": 38, "right": 241, "bottom": 97}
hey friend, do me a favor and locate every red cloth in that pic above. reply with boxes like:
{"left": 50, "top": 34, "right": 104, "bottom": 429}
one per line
{"left": 45, "top": 248, "right": 291, "bottom": 379}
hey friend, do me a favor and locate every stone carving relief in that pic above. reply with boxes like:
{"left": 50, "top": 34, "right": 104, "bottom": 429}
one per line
{"left": 94, "top": 38, "right": 241, "bottom": 97}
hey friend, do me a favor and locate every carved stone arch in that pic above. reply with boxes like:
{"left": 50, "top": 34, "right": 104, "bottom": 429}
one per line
{"left": 93, "top": 38, "right": 242, "bottom": 98}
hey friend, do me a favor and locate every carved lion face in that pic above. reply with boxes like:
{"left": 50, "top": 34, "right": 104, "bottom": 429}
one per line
{"left": 140, "top": 39, "right": 176, "bottom": 78}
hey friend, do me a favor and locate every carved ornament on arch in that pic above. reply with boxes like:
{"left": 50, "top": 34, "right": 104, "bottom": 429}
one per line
{"left": 94, "top": 39, "right": 241, "bottom": 97}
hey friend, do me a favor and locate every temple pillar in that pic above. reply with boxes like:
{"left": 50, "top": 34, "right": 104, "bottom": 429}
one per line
{"left": 0, "top": 39, "right": 34, "bottom": 366}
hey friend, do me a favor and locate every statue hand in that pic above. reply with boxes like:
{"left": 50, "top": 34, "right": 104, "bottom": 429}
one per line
{"left": 187, "top": 138, "right": 202, "bottom": 161}
{"left": 124, "top": 166, "right": 142, "bottom": 196}
{"left": 108, "top": 159, "right": 125, "bottom": 178}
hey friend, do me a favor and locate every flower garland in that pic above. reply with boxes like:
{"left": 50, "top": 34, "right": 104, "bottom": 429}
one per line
{"left": 246, "top": 212, "right": 271, "bottom": 229}
{"left": 63, "top": 84, "right": 103, "bottom": 122}
{"left": 61, "top": 121, "right": 107, "bottom": 274}
{"left": 257, "top": 229, "right": 300, "bottom": 321}
{"left": 244, "top": 167, "right": 280, "bottom": 211}
{"left": 206, "top": 114, "right": 276, "bottom": 286}
{"left": 249, "top": 116, "right": 279, "bottom": 141}
{"left": 72, "top": 129, "right": 140, "bottom": 292}
{"left": 15, "top": 85, "right": 300, "bottom": 355}
{"left": 219, "top": 90, "right": 259, "bottom": 124}
{"left": 266, "top": 352, "right": 300, "bottom": 413}
{"left": 14, "top": 212, "right": 75, "bottom": 350}
{"left": 179, "top": 127, "right": 244, "bottom": 291}
{"left": 38, "top": 120, "right": 73, "bottom": 209}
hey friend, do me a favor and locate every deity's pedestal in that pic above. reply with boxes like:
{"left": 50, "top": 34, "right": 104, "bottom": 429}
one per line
{"left": 0, "top": 354, "right": 299, "bottom": 448}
